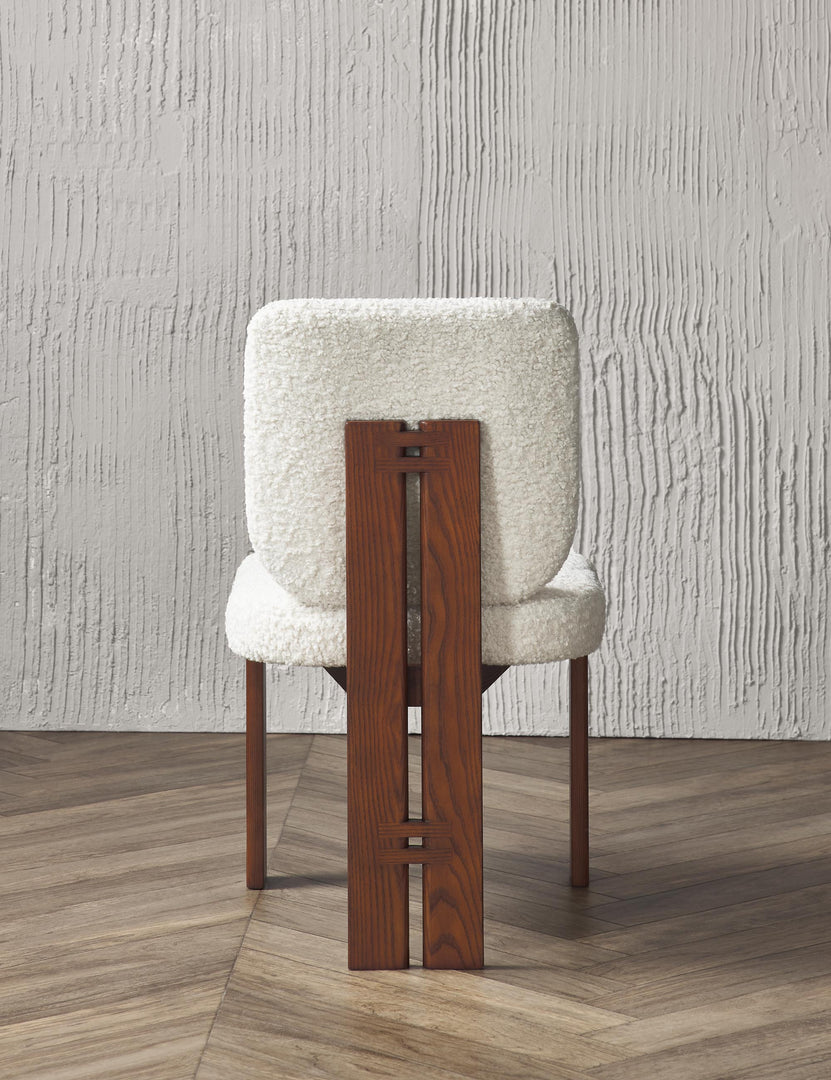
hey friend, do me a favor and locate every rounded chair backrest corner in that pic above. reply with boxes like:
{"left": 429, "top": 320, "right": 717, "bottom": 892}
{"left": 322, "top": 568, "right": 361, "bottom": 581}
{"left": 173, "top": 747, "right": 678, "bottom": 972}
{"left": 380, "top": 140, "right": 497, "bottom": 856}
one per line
{"left": 243, "top": 297, "right": 580, "bottom": 609}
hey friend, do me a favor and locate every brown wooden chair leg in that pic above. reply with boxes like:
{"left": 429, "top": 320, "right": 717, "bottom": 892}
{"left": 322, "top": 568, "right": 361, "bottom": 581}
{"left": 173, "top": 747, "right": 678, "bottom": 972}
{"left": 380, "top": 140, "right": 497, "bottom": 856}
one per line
{"left": 570, "top": 655, "right": 589, "bottom": 887}
{"left": 246, "top": 659, "right": 267, "bottom": 889}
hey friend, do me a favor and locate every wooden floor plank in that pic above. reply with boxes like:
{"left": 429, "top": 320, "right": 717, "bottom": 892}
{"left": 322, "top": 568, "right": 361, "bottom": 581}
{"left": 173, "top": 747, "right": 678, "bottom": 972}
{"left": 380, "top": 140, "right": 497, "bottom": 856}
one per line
{"left": 0, "top": 986, "right": 225, "bottom": 1080}
{"left": 591, "top": 972, "right": 831, "bottom": 1053}
{"left": 196, "top": 951, "right": 611, "bottom": 1079}
{"left": 591, "top": 939, "right": 831, "bottom": 1019}
{"left": 588, "top": 1015, "right": 831, "bottom": 1080}
{"left": 584, "top": 908, "right": 831, "bottom": 982}
{"left": 589, "top": 788, "right": 831, "bottom": 851}
{"left": 592, "top": 830, "right": 831, "bottom": 900}
{"left": 589, "top": 855, "right": 831, "bottom": 927}
{"left": 582, "top": 887, "right": 831, "bottom": 980}
{"left": 0, "top": 732, "right": 310, "bottom": 1079}
{"left": 591, "top": 809, "right": 831, "bottom": 875}
{"left": 4, "top": 730, "right": 831, "bottom": 1079}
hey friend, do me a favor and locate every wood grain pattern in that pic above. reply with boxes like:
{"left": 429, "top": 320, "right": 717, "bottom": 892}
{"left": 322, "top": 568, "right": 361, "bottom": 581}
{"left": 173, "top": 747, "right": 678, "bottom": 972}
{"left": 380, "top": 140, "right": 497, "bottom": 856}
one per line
{"left": 205, "top": 732, "right": 831, "bottom": 1078}
{"left": 4, "top": 730, "right": 831, "bottom": 1078}
{"left": 3, "top": 1, "right": 829, "bottom": 741}
{"left": 345, "top": 421, "right": 410, "bottom": 969}
{"left": 570, "top": 656, "right": 590, "bottom": 887}
{"left": 420, "top": 419, "right": 484, "bottom": 968}
{"left": 0, "top": 730, "right": 311, "bottom": 1080}
{"left": 245, "top": 659, "right": 266, "bottom": 889}
{"left": 344, "top": 419, "right": 484, "bottom": 969}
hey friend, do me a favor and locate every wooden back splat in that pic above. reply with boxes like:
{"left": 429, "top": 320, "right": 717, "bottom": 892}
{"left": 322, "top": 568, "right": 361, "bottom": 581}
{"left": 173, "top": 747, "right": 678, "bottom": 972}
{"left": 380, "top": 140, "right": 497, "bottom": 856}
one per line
{"left": 345, "top": 420, "right": 484, "bottom": 970}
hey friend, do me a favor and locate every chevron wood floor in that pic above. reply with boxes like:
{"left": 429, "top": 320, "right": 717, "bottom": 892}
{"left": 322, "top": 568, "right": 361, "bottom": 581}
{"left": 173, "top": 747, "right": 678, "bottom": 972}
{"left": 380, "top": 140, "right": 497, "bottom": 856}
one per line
{"left": 1, "top": 732, "right": 831, "bottom": 1079}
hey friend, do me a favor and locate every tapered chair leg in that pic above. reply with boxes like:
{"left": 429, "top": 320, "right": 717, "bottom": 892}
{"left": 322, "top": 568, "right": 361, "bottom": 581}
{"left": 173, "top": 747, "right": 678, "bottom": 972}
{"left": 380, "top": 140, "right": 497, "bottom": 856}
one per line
{"left": 246, "top": 659, "right": 267, "bottom": 889}
{"left": 570, "top": 655, "right": 589, "bottom": 887}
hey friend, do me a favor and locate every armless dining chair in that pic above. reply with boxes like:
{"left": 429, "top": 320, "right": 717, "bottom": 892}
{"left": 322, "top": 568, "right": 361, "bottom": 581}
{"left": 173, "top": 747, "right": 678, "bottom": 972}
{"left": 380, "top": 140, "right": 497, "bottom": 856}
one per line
{"left": 225, "top": 297, "right": 606, "bottom": 970}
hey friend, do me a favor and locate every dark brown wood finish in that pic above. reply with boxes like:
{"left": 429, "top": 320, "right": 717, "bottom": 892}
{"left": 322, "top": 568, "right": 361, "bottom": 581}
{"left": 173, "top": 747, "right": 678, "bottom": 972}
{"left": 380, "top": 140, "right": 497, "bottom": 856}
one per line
{"left": 419, "top": 420, "right": 484, "bottom": 969}
{"left": 245, "top": 659, "right": 267, "bottom": 889}
{"left": 324, "top": 663, "right": 509, "bottom": 705}
{"left": 570, "top": 655, "right": 590, "bottom": 887}
{"left": 323, "top": 667, "right": 348, "bottom": 692}
{"left": 345, "top": 421, "right": 410, "bottom": 969}
{"left": 343, "top": 419, "right": 485, "bottom": 969}
{"left": 480, "top": 664, "right": 510, "bottom": 694}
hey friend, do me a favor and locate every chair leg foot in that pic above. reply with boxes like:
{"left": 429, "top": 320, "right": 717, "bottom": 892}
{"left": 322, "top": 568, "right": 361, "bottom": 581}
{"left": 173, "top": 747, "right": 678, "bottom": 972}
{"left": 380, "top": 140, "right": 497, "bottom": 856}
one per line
{"left": 246, "top": 659, "right": 267, "bottom": 889}
{"left": 570, "top": 656, "right": 589, "bottom": 887}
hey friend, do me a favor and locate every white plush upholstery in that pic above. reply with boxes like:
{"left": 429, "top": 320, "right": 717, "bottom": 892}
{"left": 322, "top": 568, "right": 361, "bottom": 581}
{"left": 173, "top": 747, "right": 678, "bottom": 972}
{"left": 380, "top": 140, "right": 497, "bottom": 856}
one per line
{"left": 227, "top": 296, "right": 606, "bottom": 668}
{"left": 226, "top": 551, "right": 605, "bottom": 667}
{"left": 244, "top": 297, "right": 580, "bottom": 608}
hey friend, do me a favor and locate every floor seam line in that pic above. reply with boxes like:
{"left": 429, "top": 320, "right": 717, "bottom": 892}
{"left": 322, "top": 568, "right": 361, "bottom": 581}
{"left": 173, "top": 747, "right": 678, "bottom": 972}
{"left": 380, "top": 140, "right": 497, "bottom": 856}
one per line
{"left": 191, "top": 734, "right": 315, "bottom": 1079}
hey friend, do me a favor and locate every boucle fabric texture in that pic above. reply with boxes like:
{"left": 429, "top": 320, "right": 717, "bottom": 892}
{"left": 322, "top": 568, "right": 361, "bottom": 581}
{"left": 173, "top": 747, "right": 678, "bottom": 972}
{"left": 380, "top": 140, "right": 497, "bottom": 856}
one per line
{"left": 226, "top": 551, "right": 606, "bottom": 666}
{"left": 244, "top": 297, "right": 580, "bottom": 608}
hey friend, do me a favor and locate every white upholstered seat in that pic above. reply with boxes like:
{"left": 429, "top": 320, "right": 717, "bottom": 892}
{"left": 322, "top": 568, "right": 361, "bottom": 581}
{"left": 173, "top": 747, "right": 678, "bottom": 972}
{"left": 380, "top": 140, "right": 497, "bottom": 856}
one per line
{"left": 225, "top": 296, "right": 605, "bottom": 666}
{"left": 227, "top": 549, "right": 605, "bottom": 667}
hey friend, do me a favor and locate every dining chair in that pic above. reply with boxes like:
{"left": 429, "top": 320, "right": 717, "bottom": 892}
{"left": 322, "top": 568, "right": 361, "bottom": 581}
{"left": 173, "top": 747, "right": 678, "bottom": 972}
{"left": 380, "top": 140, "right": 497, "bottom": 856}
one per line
{"left": 226, "top": 297, "right": 606, "bottom": 970}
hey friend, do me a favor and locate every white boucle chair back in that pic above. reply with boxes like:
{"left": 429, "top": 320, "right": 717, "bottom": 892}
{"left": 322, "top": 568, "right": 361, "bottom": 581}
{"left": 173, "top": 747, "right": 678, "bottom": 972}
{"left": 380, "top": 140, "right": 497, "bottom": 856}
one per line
{"left": 244, "top": 298, "right": 580, "bottom": 610}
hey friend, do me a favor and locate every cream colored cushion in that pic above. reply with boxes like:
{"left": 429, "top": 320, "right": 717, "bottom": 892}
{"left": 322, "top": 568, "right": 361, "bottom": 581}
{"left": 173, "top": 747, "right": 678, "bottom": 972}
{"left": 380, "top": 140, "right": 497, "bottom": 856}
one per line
{"left": 244, "top": 298, "right": 580, "bottom": 608}
{"left": 226, "top": 551, "right": 605, "bottom": 667}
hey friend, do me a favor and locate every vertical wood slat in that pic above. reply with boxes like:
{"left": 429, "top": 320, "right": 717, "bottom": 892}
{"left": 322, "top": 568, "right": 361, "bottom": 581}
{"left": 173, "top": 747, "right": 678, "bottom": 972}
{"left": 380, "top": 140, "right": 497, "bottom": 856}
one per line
{"left": 245, "top": 659, "right": 267, "bottom": 890}
{"left": 420, "top": 420, "right": 484, "bottom": 969}
{"left": 345, "top": 421, "right": 409, "bottom": 970}
{"left": 570, "top": 655, "right": 589, "bottom": 887}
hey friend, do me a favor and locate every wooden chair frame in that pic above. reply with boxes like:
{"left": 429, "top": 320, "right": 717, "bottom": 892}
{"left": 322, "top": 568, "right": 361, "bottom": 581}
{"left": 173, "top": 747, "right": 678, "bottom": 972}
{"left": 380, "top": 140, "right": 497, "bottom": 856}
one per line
{"left": 243, "top": 419, "right": 590, "bottom": 970}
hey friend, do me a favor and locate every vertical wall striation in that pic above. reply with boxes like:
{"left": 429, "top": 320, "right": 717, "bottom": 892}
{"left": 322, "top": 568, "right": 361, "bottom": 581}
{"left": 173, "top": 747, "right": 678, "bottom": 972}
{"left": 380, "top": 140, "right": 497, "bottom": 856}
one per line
{"left": 547, "top": 1, "right": 831, "bottom": 738}
{"left": 1, "top": 1, "right": 828, "bottom": 737}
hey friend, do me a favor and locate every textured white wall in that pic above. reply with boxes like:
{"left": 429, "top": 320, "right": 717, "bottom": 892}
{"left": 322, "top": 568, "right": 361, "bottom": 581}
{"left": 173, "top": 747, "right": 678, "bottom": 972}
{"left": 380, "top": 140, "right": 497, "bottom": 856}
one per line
{"left": 2, "top": 2, "right": 829, "bottom": 737}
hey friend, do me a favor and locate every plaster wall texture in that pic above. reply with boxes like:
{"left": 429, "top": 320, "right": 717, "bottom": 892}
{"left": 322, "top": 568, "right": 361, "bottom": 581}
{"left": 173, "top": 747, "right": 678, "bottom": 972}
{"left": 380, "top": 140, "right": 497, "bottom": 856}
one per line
{"left": 2, "top": 2, "right": 829, "bottom": 737}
